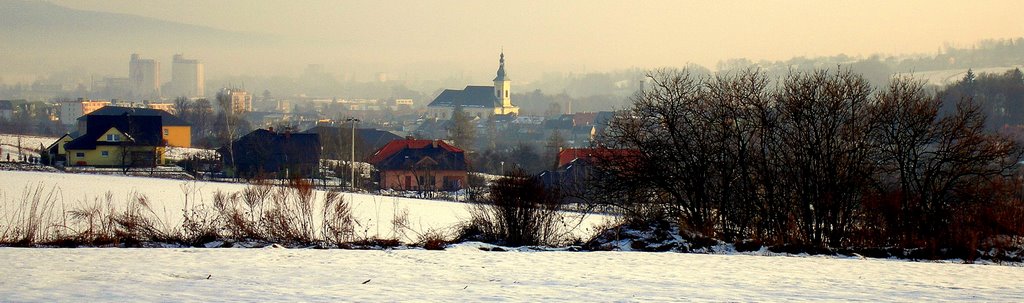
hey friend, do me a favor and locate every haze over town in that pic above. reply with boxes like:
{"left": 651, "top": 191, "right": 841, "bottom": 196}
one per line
{"left": 3, "top": 0, "right": 1022, "bottom": 85}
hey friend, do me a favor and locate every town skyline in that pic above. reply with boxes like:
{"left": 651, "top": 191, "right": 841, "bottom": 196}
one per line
{"left": 3, "top": 0, "right": 1022, "bottom": 85}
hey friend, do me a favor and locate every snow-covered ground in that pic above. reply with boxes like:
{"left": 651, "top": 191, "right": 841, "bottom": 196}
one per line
{"left": 0, "top": 133, "right": 54, "bottom": 161}
{"left": 1, "top": 245, "right": 1021, "bottom": 301}
{"left": 4, "top": 170, "right": 1023, "bottom": 301}
{"left": 0, "top": 171, "right": 607, "bottom": 242}
{"left": 162, "top": 145, "right": 216, "bottom": 161}
{"left": 909, "top": 65, "right": 1024, "bottom": 87}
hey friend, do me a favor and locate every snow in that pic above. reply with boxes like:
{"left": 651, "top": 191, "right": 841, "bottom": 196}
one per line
{"left": 162, "top": 145, "right": 216, "bottom": 161}
{"left": 2, "top": 170, "right": 1022, "bottom": 301}
{"left": 909, "top": 65, "right": 1024, "bottom": 87}
{"left": 0, "top": 133, "right": 54, "bottom": 161}
{"left": 0, "top": 170, "right": 606, "bottom": 242}
{"left": 1, "top": 245, "right": 1021, "bottom": 301}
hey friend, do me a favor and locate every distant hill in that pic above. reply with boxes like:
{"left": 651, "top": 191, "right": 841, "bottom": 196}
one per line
{"left": 0, "top": 0, "right": 269, "bottom": 48}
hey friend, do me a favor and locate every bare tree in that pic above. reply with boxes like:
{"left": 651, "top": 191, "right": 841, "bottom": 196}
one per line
{"left": 773, "top": 68, "right": 875, "bottom": 247}
{"left": 447, "top": 105, "right": 476, "bottom": 152}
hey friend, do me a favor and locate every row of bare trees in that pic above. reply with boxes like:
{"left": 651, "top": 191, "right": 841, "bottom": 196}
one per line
{"left": 593, "top": 68, "right": 1024, "bottom": 253}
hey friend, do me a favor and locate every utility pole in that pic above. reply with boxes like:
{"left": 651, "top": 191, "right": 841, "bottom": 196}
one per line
{"left": 346, "top": 117, "right": 360, "bottom": 190}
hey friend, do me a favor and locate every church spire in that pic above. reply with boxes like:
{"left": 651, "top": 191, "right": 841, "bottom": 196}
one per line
{"left": 493, "top": 51, "right": 509, "bottom": 81}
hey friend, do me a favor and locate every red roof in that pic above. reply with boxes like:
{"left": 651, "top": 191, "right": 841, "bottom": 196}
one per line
{"left": 368, "top": 139, "right": 464, "bottom": 164}
{"left": 557, "top": 148, "right": 639, "bottom": 168}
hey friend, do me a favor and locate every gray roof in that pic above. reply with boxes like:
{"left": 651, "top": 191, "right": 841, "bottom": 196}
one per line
{"left": 65, "top": 115, "right": 163, "bottom": 150}
{"left": 0, "top": 100, "right": 12, "bottom": 110}
{"left": 80, "top": 106, "right": 190, "bottom": 127}
{"left": 427, "top": 86, "right": 500, "bottom": 108}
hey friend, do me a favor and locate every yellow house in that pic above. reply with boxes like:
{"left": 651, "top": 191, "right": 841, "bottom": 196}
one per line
{"left": 64, "top": 128, "right": 164, "bottom": 166}
{"left": 77, "top": 106, "right": 192, "bottom": 148}
{"left": 44, "top": 133, "right": 74, "bottom": 164}
{"left": 63, "top": 114, "right": 166, "bottom": 167}
{"left": 161, "top": 124, "right": 191, "bottom": 148}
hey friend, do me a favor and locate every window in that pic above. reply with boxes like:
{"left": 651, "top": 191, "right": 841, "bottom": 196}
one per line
{"left": 101, "top": 151, "right": 109, "bottom": 157}
{"left": 75, "top": 152, "right": 85, "bottom": 158}
{"left": 163, "top": 129, "right": 169, "bottom": 136}
{"left": 106, "top": 134, "right": 120, "bottom": 142}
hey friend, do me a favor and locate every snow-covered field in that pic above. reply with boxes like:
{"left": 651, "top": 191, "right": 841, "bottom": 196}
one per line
{"left": 1, "top": 245, "right": 1022, "bottom": 301}
{"left": 0, "top": 171, "right": 606, "bottom": 242}
{"left": 910, "top": 65, "right": 1024, "bottom": 87}
{"left": 0, "top": 133, "right": 54, "bottom": 161}
{"left": 3, "top": 171, "right": 1023, "bottom": 301}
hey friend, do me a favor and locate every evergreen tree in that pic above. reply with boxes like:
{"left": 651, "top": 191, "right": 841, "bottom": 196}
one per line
{"left": 962, "top": 68, "right": 977, "bottom": 97}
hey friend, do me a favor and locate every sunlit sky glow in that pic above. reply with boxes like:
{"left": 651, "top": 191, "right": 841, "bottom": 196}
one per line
{"left": 20, "top": 0, "right": 1024, "bottom": 82}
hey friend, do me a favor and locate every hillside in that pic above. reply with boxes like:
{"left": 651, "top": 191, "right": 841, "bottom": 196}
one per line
{"left": 0, "top": 0, "right": 276, "bottom": 81}
{"left": 0, "top": 0, "right": 266, "bottom": 48}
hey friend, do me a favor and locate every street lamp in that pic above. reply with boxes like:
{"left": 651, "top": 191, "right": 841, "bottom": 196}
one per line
{"left": 500, "top": 161, "right": 504, "bottom": 175}
{"left": 346, "top": 117, "right": 360, "bottom": 190}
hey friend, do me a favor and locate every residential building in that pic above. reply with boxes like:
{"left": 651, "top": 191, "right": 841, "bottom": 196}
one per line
{"left": 129, "top": 53, "right": 161, "bottom": 99}
{"left": 368, "top": 139, "right": 467, "bottom": 191}
{"left": 394, "top": 99, "right": 414, "bottom": 110}
{"left": 146, "top": 102, "right": 175, "bottom": 113}
{"left": 44, "top": 134, "right": 74, "bottom": 165}
{"left": 79, "top": 106, "right": 192, "bottom": 148}
{"left": 427, "top": 52, "right": 519, "bottom": 118}
{"left": 59, "top": 99, "right": 111, "bottom": 126}
{"left": 169, "top": 54, "right": 205, "bottom": 98}
{"left": 544, "top": 111, "right": 616, "bottom": 147}
{"left": 61, "top": 114, "right": 165, "bottom": 167}
{"left": 540, "top": 148, "right": 640, "bottom": 203}
{"left": 219, "top": 88, "right": 253, "bottom": 113}
{"left": 218, "top": 129, "right": 321, "bottom": 179}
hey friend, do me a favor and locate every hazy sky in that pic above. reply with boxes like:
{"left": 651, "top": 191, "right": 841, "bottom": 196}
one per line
{"left": 31, "top": 0, "right": 1024, "bottom": 83}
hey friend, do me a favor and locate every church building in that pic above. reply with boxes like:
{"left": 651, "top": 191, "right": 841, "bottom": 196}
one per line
{"left": 427, "top": 52, "right": 520, "bottom": 118}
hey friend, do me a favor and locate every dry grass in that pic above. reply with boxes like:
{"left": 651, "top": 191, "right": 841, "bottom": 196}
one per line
{"left": 0, "top": 183, "right": 62, "bottom": 246}
{"left": 416, "top": 228, "right": 454, "bottom": 250}
{"left": 0, "top": 177, "right": 595, "bottom": 250}
{"left": 321, "top": 189, "right": 355, "bottom": 246}
{"left": 0, "top": 179, "right": 367, "bottom": 248}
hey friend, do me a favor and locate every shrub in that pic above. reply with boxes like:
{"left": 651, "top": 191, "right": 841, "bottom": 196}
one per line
{"left": 458, "top": 170, "right": 565, "bottom": 247}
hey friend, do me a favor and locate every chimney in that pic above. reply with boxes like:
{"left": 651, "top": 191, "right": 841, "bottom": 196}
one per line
{"left": 432, "top": 140, "right": 438, "bottom": 148}
{"left": 406, "top": 136, "right": 415, "bottom": 140}
{"left": 268, "top": 127, "right": 274, "bottom": 133}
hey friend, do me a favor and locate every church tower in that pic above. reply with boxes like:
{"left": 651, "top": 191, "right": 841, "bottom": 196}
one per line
{"left": 493, "top": 52, "right": 512, "bottom": 109}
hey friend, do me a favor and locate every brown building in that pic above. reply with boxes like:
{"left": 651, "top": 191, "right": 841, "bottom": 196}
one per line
{"left": 368, "top": 139, "right": 467, "bottom": 191}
